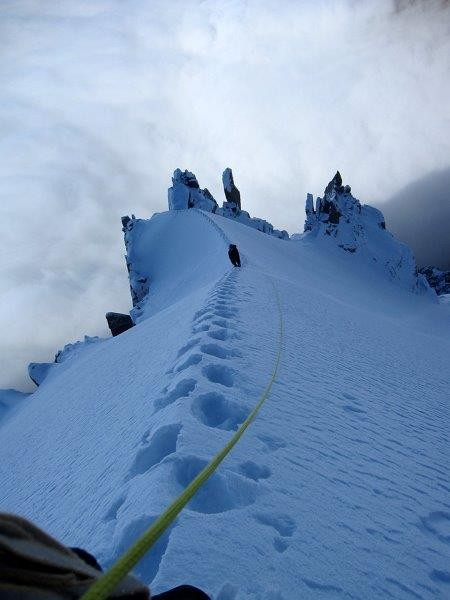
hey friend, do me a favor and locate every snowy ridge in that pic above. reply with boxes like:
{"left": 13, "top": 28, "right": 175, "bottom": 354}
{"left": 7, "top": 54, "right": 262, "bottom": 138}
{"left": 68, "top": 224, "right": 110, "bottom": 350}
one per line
{"left": 124, "top": 209, "right": 231, "bottom": 322}
{"left": 1, "top": 209, "right": 449, "bottom": 599}
{"left": 104, "top": 266, "right": 261, "bottom": 589}
{"left": 192, "top": 207, "right": 232, "bottom": 247}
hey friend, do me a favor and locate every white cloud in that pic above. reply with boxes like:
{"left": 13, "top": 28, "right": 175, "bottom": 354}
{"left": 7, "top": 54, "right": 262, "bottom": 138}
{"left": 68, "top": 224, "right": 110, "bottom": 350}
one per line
{"left": 1, "top": 0, "right": 449, "bottom": 389}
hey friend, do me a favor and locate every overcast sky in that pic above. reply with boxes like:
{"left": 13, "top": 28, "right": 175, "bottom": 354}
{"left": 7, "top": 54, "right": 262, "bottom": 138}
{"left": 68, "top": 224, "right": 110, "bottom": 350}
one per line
{"left": 1, "top": 0, "right": 449, "bottom": 391}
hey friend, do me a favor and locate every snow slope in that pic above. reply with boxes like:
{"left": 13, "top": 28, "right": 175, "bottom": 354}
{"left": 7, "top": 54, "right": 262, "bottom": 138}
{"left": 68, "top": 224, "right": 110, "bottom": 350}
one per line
{"left": 1, "top": 209, "right": 449, "bottom": 599}
{"left": 0, "top": 388, "right": 30, "bottom": 423}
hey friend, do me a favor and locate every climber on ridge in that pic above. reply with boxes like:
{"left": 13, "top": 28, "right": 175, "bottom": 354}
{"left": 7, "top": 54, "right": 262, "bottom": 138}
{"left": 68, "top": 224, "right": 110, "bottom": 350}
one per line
{"left": 228, "top": 244, "right": 241, "bottom": 267}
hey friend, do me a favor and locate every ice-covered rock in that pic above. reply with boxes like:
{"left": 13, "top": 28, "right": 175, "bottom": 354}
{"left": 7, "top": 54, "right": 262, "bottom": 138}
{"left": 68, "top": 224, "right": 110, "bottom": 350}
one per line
{"left": 122, "top": 215, "right": 150, "bottom": 309}
{"left": 28, "top": 362, "right": 55, "bottom": 386}
{"left": 419, "top": 266, "right": 450, "bottom": 295}
{"left": 302, "top": 171, "right": 429, "bottom": 292}
{"left": 105, "top": 312, "right": 134, "bottom": 336}
{"left": 54, "top": 336, "right": 102, "bottom": 364}
{"left": 29, "top": 336, "right": 103, "bottom": 386}
{"left": 216, "top": 169, "right": 289, "bottom": 240}
{"left": 128, "top": 271, "right": 149, "bottom": 308}
{"left": 121, "top": 215, "right": 131, "bottom": 230}
{"left": 166, "top": 168, "right": 289, "bottom": 240}
{"left": 304, "top": 171, "right": 378, "bottom": 250}
{"left": 168, "top": 169, "right": 218, "bottom": 212}
{"left": 304, "top": 193, "right": 315, "bottom": 232}
{"left": 222, "top": 167, "right": 241, "bottom": 212}
{"left": 228, "top": 214, "right": 289, "bottom": 240}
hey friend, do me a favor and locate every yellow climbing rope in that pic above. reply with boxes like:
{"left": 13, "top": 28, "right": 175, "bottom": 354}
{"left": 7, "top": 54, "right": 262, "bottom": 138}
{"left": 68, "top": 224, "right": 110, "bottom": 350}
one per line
{"left": 81, "top": 281, "right": 283, "bottom": 600}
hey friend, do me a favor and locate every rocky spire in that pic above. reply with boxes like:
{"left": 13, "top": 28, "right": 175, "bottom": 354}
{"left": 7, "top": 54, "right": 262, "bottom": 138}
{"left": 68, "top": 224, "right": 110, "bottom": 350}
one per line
{"left": 168, "top": 169, "right": 218, "bottom": 212}
{"left": 302, "top": 171, "right": 426, "bottom": 292}
{"left": 304, "top": 171, "right": 363, "bottom": 242}
{"left": 166, "top": 167, "right": 288, "bottom": 240}
{"left": 317, "top": 171, "right": 354, "bottom": 226}
{"left": 222, "top": 168, "right": 241, "bottom": 212}
{"left": 323, "top": 170, "right": 343, "bottom": 197}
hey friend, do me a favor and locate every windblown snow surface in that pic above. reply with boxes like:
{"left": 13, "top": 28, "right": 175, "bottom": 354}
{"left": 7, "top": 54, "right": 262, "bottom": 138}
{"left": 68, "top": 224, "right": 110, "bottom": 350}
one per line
{"left": 1, "top": 209, "right": 450, "bottom": 599}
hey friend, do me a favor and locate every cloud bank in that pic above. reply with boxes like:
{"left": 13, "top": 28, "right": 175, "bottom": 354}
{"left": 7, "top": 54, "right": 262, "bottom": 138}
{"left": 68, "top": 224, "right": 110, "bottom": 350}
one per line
{"left": 1, "top": 0, "right": 449, "bottom": 390}
{"left": 380, "top": 167, "right": 450, "bottom": 270}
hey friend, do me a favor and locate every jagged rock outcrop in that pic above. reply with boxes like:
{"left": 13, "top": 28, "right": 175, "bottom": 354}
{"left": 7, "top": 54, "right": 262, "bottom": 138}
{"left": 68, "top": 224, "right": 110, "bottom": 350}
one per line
{"left": 218, "top": 168, "right": 288, "bottom": 239}
{"left": 121, "top": 215, "right": 131, "bottom": 230}
{"left": 122, "top": 215, "right": 150, "bottom": 308}
{"left": 419, "top": 267, "right": 450, "bottom": 295}
{"left": 222, "top": 167, "right": 241, "bottom": 214}
{"left": 304, "top": 171, "right": 386, "bottom": 250}
{"left": 168, "top": 169, "right": 218, "bottom": 212}
{"left": 105, "top": 312, "right": 134, "bottom": 336}
{"left": 128, "top": 272, "right": 149, "bottom": 307}
{"left": 302, "top": 171, "right": 430, "bottom": 292}
{"left": 167, "top": 167, "right": 289, "bottom": 240}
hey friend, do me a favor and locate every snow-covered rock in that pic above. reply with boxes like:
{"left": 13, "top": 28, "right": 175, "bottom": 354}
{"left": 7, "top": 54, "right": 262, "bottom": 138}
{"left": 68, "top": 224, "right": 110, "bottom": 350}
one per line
{"left": 122, "top": 215, "right": 151, "bottom": 308}
{"left": 419, "top": 266, "right": 450, "bottom": 295}
{"left": 167, "top": 168, "right": 289, "bottom": 240}
{"left": 168, "top": 169, "right": 218, "bottom": 212}
{"left": 222, "top": 167, "right": 241, "bottom": 212}
{"left": 302, "top": 171, "right": 430, "bottom": 292}
{"left": 304, "top": 171, "right": 384, "bottom": 249}
{"left": 28, "top": 362, "right": 56, "bottom": 386}
{"left": 234, "top": 214, "right": 289, "bottom": 239}
{"left": 218, "top": 208, "right": 289, "bottom": 240}
{"left": 217, "top": 168, "right": 289, "bottom": 239}
{"left": 54, "top": 336, "right": 102, "bottom": 364}
{"left": 28, "top": 336, "right": 103, "bottom": 386}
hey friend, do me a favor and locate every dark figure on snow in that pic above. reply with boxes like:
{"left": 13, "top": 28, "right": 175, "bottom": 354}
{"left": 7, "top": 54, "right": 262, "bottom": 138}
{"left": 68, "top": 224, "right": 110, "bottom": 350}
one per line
{"left": 228, "top": 244, "right": 241, "bottom": 267}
